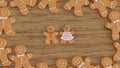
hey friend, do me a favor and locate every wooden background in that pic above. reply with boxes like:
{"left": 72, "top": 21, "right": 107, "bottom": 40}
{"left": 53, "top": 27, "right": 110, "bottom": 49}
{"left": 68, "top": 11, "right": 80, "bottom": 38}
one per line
{"left": 1, "top": 0, "right": 120, "bottom": 68}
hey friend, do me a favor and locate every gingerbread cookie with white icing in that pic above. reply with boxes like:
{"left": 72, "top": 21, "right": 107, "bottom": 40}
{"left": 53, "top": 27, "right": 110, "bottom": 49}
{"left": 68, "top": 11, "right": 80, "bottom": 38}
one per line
{"left": 105, "top": 11, "right": 120, "bottom": 41}
{"left": 0, "top": 7, "right": 16, "bottom": 36}
{"left": 60, "top": 24, "right": 75, "bottom": 44}
{"left": 64, "top": 0, "right": 89, "bottom": 16}
{"left": 9, "top": 0, "right": 37, "bottom": 15}
{"left": 72, "top": 56, "right": 99, "bottom": 68}
{"left": 44, "top": 25, "right": 59, "bottom": 45}
{"left": 0, "top": 0, "right": 7, "bottom": 7}
{"left": 101, "top": 57, "right": 119, "bottom": 68}
{"left": 0, "top": 38, "right": 12, "bottom": 67}
{"left": 90, "top": 0, "right": 117, "bottom": 17}
{"left": 37, "top": 62, "right": 48, "bottom": 68}
{"left": 9, "top": 45, "right": 34, "bottom": 68}
{"left": 38, "top": 0, "right": 59, "bottom": 13}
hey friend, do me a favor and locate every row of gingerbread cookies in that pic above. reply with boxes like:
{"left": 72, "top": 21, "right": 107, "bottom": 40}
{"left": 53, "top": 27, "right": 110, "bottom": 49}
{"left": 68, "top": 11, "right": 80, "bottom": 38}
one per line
{"left": 56, "top": 56, "right": 120, "bottom": 68}
{"left": 0, "top": 0, "right": 117, "bottom": 17}
{"left": 1, "top": 37, "right": 120, "bottom": 68}
{"left": 44, "top": 25, "right": 75, "bottom": 45}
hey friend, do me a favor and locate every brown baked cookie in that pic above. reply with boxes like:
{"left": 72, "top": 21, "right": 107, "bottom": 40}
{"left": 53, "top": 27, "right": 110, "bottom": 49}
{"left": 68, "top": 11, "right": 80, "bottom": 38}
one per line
{"left": 38, "top": 0, "right": 59, "bottom": 13}
{"left": 0, "top": 0, "right": 7, "bottom": 7}
{"left": 37, "top": 62, "right": 48, "bottom": 68}
{"left": 44, "top": 25, "right": 59, "bottom": 45}
{"left": 64, "top": 0, "right": 89, "bottom": 16}
{"left": 90, "top": 0, "right": 117, "bottom": 17}
{"left": 60, "top": 24, "right": 75, "bottom": 44}
{"left": 56, "top": 58, "right": 68, "bottom": 68}
{"left": 9, "top": 45, "right": 34, "bottom": 68}
{"left": 72, "top": 56, "right": 99, "bottom": 68}
{"left": 9, "top": 0, "right": 37, "bottom": 15}
{"left": 0, "top": 38, "right": 12, "bottom": 67}
{"left": 0, "top": 7, "right": 15, "bottom": 36}
{"left": 105, "top": 11, "right": 120, "bottom": 41}
{"left": 101, "top": 57, "right": 120, "bottom": 68}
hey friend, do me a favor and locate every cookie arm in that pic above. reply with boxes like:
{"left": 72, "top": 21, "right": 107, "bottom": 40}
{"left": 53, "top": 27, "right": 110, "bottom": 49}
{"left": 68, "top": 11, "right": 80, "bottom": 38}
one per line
{"left": 105, "top": 23, "right": 111, "bottom": 29}
{"left": 85, "top": 57, "right": 91, "bottom": 64}
{"left": 71, "top": 31, "right": 75, "bottom": 35}
{"left": 44, "top": 32, "right": 47, "bottom": 36}
{"left": 27, "top": 53, "right": 33, "bottom": 59}
{"left": 10, "top": 17, "right": 16, "bottom": 23}
{"left": 5, "top": 48, "right": 12, "bottom": 54}
{"left": 89, "top": 3, "right": 96, "bottom": 9}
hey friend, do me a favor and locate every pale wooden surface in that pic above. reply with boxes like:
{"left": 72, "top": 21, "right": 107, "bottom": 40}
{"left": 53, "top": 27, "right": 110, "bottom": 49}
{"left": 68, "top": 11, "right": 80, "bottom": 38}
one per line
{"left": 1, "top": 0, "right": 120, "bottom": 68}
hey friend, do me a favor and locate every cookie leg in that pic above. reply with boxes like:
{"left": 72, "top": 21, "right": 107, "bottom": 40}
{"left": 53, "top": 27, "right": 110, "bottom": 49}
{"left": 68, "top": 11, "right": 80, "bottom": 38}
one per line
{"left": 64, "top": 2, "right": 73, "bottom": 10}
{"left": 109, "top": 0, "right": 117, "bottom": 9}
{"left": 49, "top": 2, "right": 59, "bottom": 13}
{"left": 26, "top": 0, "right": 37, "bottom": 7}
{"left": 89, "top": 3, "right": 96, "bottom": 9}
{"left": 74, "top": 6, "right": 83, "bottom": 16}
{"left": 68, "top": 40, "right": 74, "bottom": 44}
{"left": 38, "top": 0, "right": 47, "bottom": 10}
{"left": 45, "top": 39, "right": 51, "bottom": 45}
{"left": 61, "top": 40, "right": 67, "bottom": 44}
{"left": 113, "top": 54, "right": 120, "bottom": 61}
{"left": 19, "top": 7, "right": 29, "bottom": 15}
{"left": 99, "top": 8, "right": 108, "bottom": 17}
{"left": 1, "top": 59, "right": 11, "bottom": 67}
{"left": 112, "top": 31, "right": 119, "bottom": 41}
{"left": 4, "top": 25, "right": 15, "bottom": 36}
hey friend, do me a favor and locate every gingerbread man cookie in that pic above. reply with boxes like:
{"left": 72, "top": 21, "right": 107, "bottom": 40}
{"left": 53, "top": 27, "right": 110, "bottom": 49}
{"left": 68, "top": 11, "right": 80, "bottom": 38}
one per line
{"left": 9, "top": 0, "right": 37, "bottom": 15}
{"left": 64, "top": 0, "right": 89, "bottom": 16}
{"left": 56, "top": 58, "right": 68, "bottom": 68}
{"left": 0, "top": 38, "right": 12, "bottom": 67}
{"left": 72, "top": 56, "right": 99, "bottom": 68}
{"left": 9, "top": 45, "right": 34, "bottom": 68}
{"left": 105, "top": 11, "right": 120, "bottom": 41}
{"left": 38, "top": 0, "right": 59, "bottom": 13}
{"left": 90, "top": 0, "right": 117, "bottom": 17}
{"left": 113, "top": 42, "right": 120, "bottom": 61}
{"left": 101, "top": 57, "right": 119, "bottom": 68}
{"left": 0, "top": 0, "right": 7, "bottom": 7}
{"left": 44, "top": 25, "right": 59, "bottom": 45}
{"left": 0, "top": 7, "right": 15, "bottom": 36}
{"left": 60, "top": 24, "right": 75, "bottom": 44}
{"left": 37, "top": 62, "right": 48, "bottom": 68}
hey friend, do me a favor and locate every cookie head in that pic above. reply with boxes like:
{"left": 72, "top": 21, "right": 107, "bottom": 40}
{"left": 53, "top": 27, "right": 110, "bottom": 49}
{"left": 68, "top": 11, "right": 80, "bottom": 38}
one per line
{"left": 47, "top": 25, "right": 55, "bottom": 32}
{"left": 0, "top": 38, "right": 7, "bottom": 49}
{"left": 37, "top": 62, "right": 48, "bottom": 68}
{"left": 0, "top": 7, "right": 10, "bottom": 17}
{"left": 14, "top": 45, "right": 26, "bottom": 54}
{"left": 101, "top": 57, "right": 112, "bottom": 67}
{"left": 63, "top": 25, "right": 70, "bottom": 32}
{"left": 56, "top": 58, "right": 67, "bottom": 68}
{"left": 109, "top": 11, "right": 120, "bottom": 22}
{"left": 72, "top": 56, "right": 83, "bottom": 67}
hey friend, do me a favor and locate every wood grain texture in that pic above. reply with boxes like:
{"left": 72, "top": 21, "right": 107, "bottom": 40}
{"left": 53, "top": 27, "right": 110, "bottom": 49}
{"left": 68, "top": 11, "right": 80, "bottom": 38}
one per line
{"left": 0, "top": 0, "right": 120, "bottom": 68}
